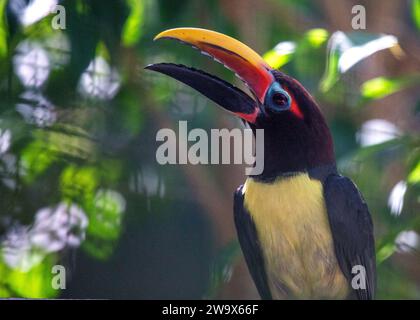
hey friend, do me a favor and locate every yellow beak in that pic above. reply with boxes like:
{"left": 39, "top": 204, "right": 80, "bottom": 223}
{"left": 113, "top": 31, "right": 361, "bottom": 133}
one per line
{"left": 154, "top": 28, "right": 274, "bottom": 103}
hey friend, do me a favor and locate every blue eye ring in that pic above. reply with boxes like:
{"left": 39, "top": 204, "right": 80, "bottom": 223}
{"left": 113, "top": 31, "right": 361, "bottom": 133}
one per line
{"left": 264, "top": 82, "right": 291, "bottom": 112}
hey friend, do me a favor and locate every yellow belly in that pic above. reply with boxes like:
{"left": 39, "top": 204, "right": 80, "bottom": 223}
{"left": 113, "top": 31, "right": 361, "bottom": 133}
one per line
{"left": 243, "top": 173, "right": 349, "bottom": 299}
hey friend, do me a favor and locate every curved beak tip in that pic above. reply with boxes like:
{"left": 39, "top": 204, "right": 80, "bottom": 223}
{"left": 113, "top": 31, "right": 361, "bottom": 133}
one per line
{"left": 149, "top": 27, "right": 275, "bottom": 111}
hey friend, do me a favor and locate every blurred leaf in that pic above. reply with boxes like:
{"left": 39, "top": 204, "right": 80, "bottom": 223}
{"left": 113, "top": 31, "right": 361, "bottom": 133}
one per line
{"left": 263, "top": 29, "right": 328, "bottom": 70}
{"left": 305, "top": 28, "right": 329, "bottom": 48}
{"left": 96, "top": 41, "right": 111, "bottom": 61}
{"left": 361, "top": 75, "right": 420, "bottom": 100}
{"left": 319, "top": 47, "right": 339, "bottom": 93}
{"left": 21, "top": 140, "right": 56, "bottom": 183}
{"left": 82, "top": 238, "right": 115, "bottom": 260}
{"left": 0, "top": 255, "right": 58, "bottom": 298}
{"left": 0, "top": 285, "right": 10, "bottom": 297}
{"left": 22, "top": 126, "right": 96, "bottom": 183}
{"left": 122, "top": 0, "right": 144, "bottom": 47}
{"left": 263, "top": 41, "right": 296, "bottom": 69}
{"left": 408, "top": 161, "right": 420, "bottom": 184}
{"left": 376, "top": 242, "right": 396, "bottom": 264}
{"left": 37, "top": 127, "right": 96, "bottom": 160}
{"left": 413, "top": 0, "right": 420, "bottom": 31}
{"left": 86, "top": 189, "right": 124, "bottom": 240}
{"left": 206, "top": 240, "right": 240, "bottom": 299}
{"left": 83, "top": 190, "right": 125, "bottom": 260}
{"left": 321, "top": 32, "right": 398, "bottom": 92}
{"left": 0, "top": 0, "right": 7, "bottom": 58}
{"left": 60, "top": 165, "right": 99, "bottom": 203}
{"left": 293, "top": 28, "right": 329, "bottom": 88}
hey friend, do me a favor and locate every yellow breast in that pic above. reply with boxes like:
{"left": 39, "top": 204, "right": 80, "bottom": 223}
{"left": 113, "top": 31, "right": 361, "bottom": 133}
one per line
{"left": 243, "top": 173, "right": 349, "bottom": 299}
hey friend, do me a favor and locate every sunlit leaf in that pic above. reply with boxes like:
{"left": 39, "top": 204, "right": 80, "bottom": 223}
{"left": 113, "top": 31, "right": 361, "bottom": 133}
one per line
{"left": 122, "top": 0, "right": 144, "bottom": 47}
{"left": 376, "top": 242, "right": 396, "bottom": 263}
{"left": 0, "top": 285, "right": 10, "bottom": 297}
{"left": 95, "top": 41, "right": 111, "bottom": 62}
{"left": 305, "top": 28, "right": 329, "bottom": 48}
{"left": 361, "top": 75, "right": 420, "bottom": 100}
{"left": 263, "top": 41, "right": 296, "bottom": 69}
{"left": 1, "top": 255, "right": 58, "bottom": 298}
{"left": 263, "top": 29, "right": 328, "bottom": 70}
{"left": 22, "top": 126, "right": 96, "bottom": 183}
{"left": 321, "top": 32, "right": 398, "bottom": 92}
{"left": 413, "top": 0, "right": 420, "bottom": 31}
{"left": 408, "top": 161, "right": 420, "bottom": 184}
{"left": 0, "top": 0, "right": 7, "bottom": 58}
{"left": 21, "top": 140, "right": 56, "bottom": 183}
{"left": 37, "top": 127, "right": 95, "bottom": 159}
{"left": 85, "top": 189, "right": 125, "bottom": 240}
{"left": 82, "top": 190, "right": 125, "bottom": 260}
{"left": 60, "top": 165, "right": 99, "bottom": 203}
{"left": 320, "top": 49, "right": 339, "bottom": 93}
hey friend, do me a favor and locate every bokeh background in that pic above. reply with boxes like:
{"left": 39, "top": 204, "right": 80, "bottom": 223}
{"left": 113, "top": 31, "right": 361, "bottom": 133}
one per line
{"left": 0, "top": 0, "right": 419, "bottom": 299}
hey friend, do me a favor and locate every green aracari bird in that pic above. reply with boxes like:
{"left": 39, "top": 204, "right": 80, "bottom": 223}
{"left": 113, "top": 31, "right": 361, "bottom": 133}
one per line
{"left": 146, "top": 27, "right": 376, "bottom": 300}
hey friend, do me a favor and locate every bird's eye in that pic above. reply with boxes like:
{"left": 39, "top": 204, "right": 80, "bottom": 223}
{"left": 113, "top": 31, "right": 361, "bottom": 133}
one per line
{"left": 264, "top": 82, "right": 291, "bottom": 113}
{"left": 272, "top": 92, "right": 289, "bottom": 107}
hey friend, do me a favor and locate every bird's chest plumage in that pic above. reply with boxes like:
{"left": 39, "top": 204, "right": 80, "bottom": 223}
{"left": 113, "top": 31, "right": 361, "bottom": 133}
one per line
{"left": 243, "top": 174, "right": 349, "bottom": 299}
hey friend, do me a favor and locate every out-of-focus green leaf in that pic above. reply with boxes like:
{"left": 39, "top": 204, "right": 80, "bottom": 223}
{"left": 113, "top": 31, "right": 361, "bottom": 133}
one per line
{"left": 293, "top": 28, "right": 329, "bottom": 87}
{"left": 408, "top": 161, "right": 420, "bottom": 184}
{"left": 96, "top": 41, "right": 111, "bottom": 61}
{"left": 122, "top": 0, "right": 144, "bottom": 47}
{"left": 83, "top": 189, "right": 125, "bottom": 260}
{"left": 376, "top": 242, "right": 396, "bottom": 263}
{"left": 413, "top": 0, "right": 420, "bottom": 31}
{"left": 60, "top": 165, "right": 99, "bottom": 203}
{"left": 263, "top": 41, "right": 295, "bottom": 69}
{"left": 263, "top": 29, "right": 328, "bottom": 70}
{"left": 22, "top": 127, "right": 96, "bottom": 183}
{"left": 206, "top": 240, "right": 240, "bottom": 299}
{"left": 0, "top": 0, "right": 7, "bottom": 58}
{"left": 82, "top": 239, "right": 116, "bottom": 260}
{"left": 361, "top": 75, "right": 420, "bottom": 100}
{"left": 1, "top": 255, "right": 58, "bottom": 298}
{"left": 320, "top": 49, "right": 339, "bottom": 92}
{"left": 38, "top": 127, "right": 95, "bottom": 159}
{"left": 0, "top": 285, "right": 10, "bottom": 297}
{"left": 21, "top": 140, "right": 56, "bottom": 183}
{"left": 321, "top": 32, "right": 398, "bottom": 92}
{"left": 86, "top": 189, "right": 125, "bottom": 240}
{"left": 305, "top": 28, "right": 329, "bottom": 48}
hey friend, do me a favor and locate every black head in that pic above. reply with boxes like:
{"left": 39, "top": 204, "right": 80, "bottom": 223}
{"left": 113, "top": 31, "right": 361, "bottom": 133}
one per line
{"left": 146, "top": 28, "right": 336, "bottom": 180}
{"left": 252, "top": 70, "right": 335, "bottom": 180}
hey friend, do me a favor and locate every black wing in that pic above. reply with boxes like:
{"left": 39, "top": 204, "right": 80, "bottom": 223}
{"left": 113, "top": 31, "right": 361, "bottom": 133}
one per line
{"left": 234, "top": 185, "right": 272, "bottom": 300}
{"left": 324, "top": 174, "right": 376, "bottom": 300}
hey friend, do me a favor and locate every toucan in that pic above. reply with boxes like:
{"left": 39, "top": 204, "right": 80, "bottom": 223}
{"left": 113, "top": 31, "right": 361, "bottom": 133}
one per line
{"left": 146, "top": 28, "right": 376, "bottom": 300}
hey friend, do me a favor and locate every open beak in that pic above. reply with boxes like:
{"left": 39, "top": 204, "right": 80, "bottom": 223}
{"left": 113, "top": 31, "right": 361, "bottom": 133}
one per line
{"left": 145, "top": 28, "right": 275, "bottom": 123}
